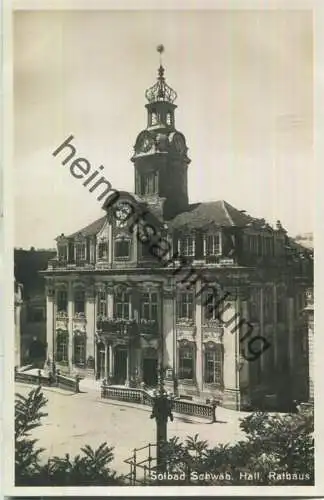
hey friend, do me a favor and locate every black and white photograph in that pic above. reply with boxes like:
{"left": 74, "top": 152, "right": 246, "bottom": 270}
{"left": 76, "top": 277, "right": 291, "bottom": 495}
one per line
{"left": 3, "top": 2, "right": 319, "bottom": 496}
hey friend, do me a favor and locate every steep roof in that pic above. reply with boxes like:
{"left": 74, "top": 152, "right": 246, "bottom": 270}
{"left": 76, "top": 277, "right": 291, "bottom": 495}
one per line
{"left": 68, "top": 216, "right": 106, "bottom": 238}
{"left": 168, "top": 200, "right": 253, "bottom": 230}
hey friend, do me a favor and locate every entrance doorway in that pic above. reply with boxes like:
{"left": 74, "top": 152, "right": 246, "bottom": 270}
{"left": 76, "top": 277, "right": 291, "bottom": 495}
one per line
{"left": 114, "top": 348, "right": 127, "bottom": 384}
{"left": 143, "top": 358, "right": 158, "bottom": 387}
{"left": 97, "top": 342, "right": 105, "bottom": 379}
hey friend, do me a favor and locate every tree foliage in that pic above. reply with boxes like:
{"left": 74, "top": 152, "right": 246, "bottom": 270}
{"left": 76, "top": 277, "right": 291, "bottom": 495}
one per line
{"left": 156, "top": 407, "right": 314, "bottom": 485}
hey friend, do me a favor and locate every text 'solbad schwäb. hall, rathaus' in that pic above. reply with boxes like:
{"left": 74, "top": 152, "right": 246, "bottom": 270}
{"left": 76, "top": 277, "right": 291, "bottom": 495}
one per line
{"left": 43, "top": 55, "right": 313, "bottom": 410}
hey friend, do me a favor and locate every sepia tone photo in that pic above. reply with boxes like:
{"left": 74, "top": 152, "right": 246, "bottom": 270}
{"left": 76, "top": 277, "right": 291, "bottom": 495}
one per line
{"left": 10, "top": 6, "right": 315, "bottom": 493}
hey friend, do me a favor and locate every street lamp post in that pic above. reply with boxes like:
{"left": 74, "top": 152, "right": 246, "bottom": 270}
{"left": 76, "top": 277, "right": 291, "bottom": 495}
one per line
{"left": 150, "top": 365, "right": 174, "bottom": 473}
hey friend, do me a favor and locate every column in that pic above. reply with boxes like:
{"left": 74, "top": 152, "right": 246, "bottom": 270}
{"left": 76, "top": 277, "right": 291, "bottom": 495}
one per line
{"left": 125, "top": 350, "right": 130, "bottom": 386}
{"left": 239, "top": 299, "right": 250, "bottom": 394}
{"left": 195, "top": 280, "right": 203, "bottom": 392}
{"left": 68, "top": 281, "right": 74, "bottom": 372}
{"left": 109, "top": 344, "right": 114, "bottom": 378}
{"left": 104, "top": 341, "right": 109, "bottom": 379}
{"left": 86, "top": 286, "right": 96, "bottom": 375}
{"left": 162, "top": 284, "right": 176, "bottom": 375}
{"left": 107, "top": 284, "right": 114, "bottom": 318}
{"left": 46, "top": 281, "right": 55, "bottom": 362}
{"left": 94, "top": 337, "right": 98, "bottom": 379}
{"left": 308, "top": 309, "right": 314, "bottom": 402}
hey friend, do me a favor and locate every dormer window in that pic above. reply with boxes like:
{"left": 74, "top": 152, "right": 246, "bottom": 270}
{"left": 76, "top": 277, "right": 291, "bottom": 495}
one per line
{"left": 75, "top": 242, "right": 86, "bottom": 262}
{"left": 98, "top": 240, "right": 108, "bottom": 260}
{"left": 178, "top": 235, "right": 195, "bottom": 257}
{"left": 204, "top": 233, "right": 221, "bottom": 257}
{"left": 115, "top": 237, "right": 131, "bottom": 260}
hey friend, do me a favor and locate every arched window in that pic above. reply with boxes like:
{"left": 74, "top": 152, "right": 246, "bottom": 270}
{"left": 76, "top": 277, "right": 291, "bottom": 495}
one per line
{"left": 74, "top": 290, "right": 85, "bottom": 314}
{"left": 115, "top": 237, "right": 131, "bottom": 260}
{"left": 73, "top": 334, "right": 86, "bottom": 367}
{"left": 97, "top": 290, "right": 107, "bottom": 317}
{"left": 203, "top": 343, "right": 222, "bottom": 385}
{"left": 178, "top": 342, "right": 195, "bottom": 380}
{"left": 56, "top": 331, "right": 68, "bottom": 363}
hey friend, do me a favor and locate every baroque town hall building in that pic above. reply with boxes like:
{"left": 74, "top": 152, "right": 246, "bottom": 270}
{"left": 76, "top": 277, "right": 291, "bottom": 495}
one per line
{"left": 43, "top": 54, "right": 313, "bottom": 410}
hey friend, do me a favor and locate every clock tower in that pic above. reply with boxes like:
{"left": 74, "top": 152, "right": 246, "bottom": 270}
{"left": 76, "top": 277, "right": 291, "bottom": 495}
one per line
{"left": 131, "top": 45, "right": 190, "bottom": 220}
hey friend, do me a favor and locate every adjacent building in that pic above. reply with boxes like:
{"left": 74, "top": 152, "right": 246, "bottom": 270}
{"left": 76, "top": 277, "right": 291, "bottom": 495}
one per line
{"left": 42, "top": 56, "right": 313, "bottom": 410}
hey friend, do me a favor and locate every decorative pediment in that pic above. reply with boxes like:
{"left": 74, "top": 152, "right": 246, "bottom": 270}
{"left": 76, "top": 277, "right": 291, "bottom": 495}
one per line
{"left": 74, "top": 232, "right": 86, "bottom": 243}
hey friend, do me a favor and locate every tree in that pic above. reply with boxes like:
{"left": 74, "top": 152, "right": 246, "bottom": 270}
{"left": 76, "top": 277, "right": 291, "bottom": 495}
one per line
{"left": 15, "top": 387, "right": 125, "bottom": 485}
{"left": 156, "top": 407, "right": 314, "bottom": 485}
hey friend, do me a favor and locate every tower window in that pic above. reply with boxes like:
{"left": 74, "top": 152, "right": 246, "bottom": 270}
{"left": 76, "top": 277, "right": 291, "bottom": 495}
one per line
{"left": 166, "top": 111, "right": 172, "bottom": 126}
{"left": 151, "top": 110, "right": 158, "bottom": 126}
{"left": 141, "top": 173, "right": 157, "bottom": 195}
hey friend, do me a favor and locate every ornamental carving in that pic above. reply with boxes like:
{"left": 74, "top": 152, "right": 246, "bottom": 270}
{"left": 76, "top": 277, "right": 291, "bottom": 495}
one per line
{"left": 202, "top": 326, "right": 223, "bottom": 344}
{"left": 73, "top": 330, "right": 86, "bottom": 337}
{"left": 176, "top": 325, "right": 196, "bottom": 343}
{"left": 72, "top": 280, "right": 86, "bottom": 290}
{"left": 163, "top": 287, "right": 175, "bottom": 299}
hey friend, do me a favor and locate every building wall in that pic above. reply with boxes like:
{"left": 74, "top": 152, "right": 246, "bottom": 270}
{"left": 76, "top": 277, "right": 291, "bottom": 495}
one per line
{"left": 44, "top": 271, "right": 310, "bottom": 410}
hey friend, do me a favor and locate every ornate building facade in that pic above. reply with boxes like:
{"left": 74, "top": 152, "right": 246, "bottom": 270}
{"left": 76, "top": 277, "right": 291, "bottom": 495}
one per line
{"left": 43, "top": 55, "right": 313, "bottom": 410}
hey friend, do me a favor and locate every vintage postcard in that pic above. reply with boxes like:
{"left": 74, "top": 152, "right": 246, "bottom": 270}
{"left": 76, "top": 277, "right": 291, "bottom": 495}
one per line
{"left": 2, "top": 0, "right": 322, "bottom": 497}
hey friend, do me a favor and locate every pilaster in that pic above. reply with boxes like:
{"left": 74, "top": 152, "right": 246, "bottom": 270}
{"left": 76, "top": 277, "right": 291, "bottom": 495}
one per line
{"left": 194, "top": 280, "right": 203, "bottom": 392}
{"left": 86, "top": 286, "right": 96, "bottom": 372}
{"left": 107, "top": 283, "right": 114, "bottom": 319}
{"left": 67, "top": 281, "right": 73, "bottom": 371}
{"left": 222, "top": 293, "right": 240, "bottom": 410}
{"left": 46, "top": 280, "right": 55, "bottom": 362}
{"left": 162, "top": 284, "right": 176, "bottom": 373}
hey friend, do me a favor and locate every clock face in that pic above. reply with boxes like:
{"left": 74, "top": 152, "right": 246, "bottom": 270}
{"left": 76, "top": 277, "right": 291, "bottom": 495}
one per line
{"left": 114, "top": 203, "right": 133, "bottom": 226}
{"left": 173, "top": 134, "right": 186, "bottom": 154}
{"left": 136, "top": 133, "right": 153, "bottom": 153}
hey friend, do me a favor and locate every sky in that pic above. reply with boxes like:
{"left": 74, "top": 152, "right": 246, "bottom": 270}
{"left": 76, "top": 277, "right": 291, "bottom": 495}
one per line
{"left": 14, "top": 9, "right": 313, "bottom": 249}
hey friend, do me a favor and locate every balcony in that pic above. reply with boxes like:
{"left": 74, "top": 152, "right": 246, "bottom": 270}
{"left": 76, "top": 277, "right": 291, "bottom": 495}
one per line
{"left": 47, "top": 258, "right": 95, "bottom": 271}
{"left": 96, "top": 317, "right": 139, "bottom": 339}
{"left": 138, "top": 319, "right": 159, "bottom": 336}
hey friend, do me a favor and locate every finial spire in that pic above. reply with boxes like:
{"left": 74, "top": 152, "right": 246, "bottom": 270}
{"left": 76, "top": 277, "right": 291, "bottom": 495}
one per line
{"left": 145, "top": 45, "right": 177, "bottom": 104}
{"left": 157, "top": 44, "right": 165, "bottom": 66}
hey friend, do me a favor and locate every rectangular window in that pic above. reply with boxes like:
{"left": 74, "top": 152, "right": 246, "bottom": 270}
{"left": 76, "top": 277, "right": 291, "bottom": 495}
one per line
{"left": 74, "top": 336, "right": 86, "bottom": 367}
{"left": 97, "top": 290, "right": 107, "bottom": 316}
{"left": 74, "top": 290, "right": 85, "bottom": 314}
{"left": 204, "top": 292, "right": 221, "bottom": 322}
{"left": 204, "top": 347, "right": 222, "bottom": 384}
{"left": 205, "top": 233, "right": 221, "bottom": 256}
{"left": 115, "top": 239, "right": 131, "bottom": 260}
{"left": 58, "top": 245, "right": 67, "bottom": 261}
{"left": 140, "top": 292, "right": 158, "bottom": 321}
{"left": 115, "top": 291, "right": 130, "bottom": 320}
{"left": 177, "top": 292, "right": 194, "bottom": 320}
{"left": 56, "top": 332, "right": 68, "bottom": 363}
{"left": 98, "top": 241, "right": 108, "bottom": 260}
{"left": 57, "top": 290, "right": 68, "bottom": 313}
{"left": 179, "top": 236, "right": 195, "bottom": 257}
{"left": 76, "top": 243, "right": 86, "bottom": 262}
{"left": 179, "top": 345, "right": 194, "bottom": 379}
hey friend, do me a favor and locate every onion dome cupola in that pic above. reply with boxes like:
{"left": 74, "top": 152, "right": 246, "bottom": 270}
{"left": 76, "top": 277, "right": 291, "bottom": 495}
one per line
{"left": 131, "top": 45, "right": 190, "bottom": 220}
